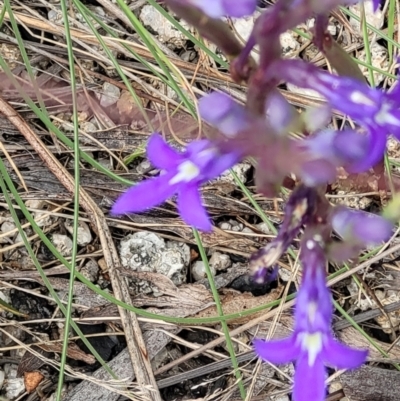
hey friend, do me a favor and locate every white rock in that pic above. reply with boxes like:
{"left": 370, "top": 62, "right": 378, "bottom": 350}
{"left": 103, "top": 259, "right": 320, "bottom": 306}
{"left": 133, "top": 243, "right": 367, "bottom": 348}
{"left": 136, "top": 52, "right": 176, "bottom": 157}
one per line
{"left": 64, "top": 221, "right": 92, "bottom": 246}
{"left": 119, "top": 232, "right": 190, "bottom": 290}
{"left": 228, "top": 219, "right": 244, "bottom": 232}
{"left": 329, "top": 381, "right": 343, "bottom": 394}
{"left": 278, "top": 267, "right": 292, "bottom": 282}
{"left": 349, "top": 0, "right": 383, "bottom": 31}
{"left": 136, "top": 159, "right": 152, "bottom": 175}
{"left": 80, "top": 121, "right": 97, "bottom": 133}
{"left": 80, "top": 259, "right": 99, "bottom": 282}
{"left": 48, "top": 9, "right": 62, "bottom": 24}
{"left": 231, "top": 12, "right": 261, "bottom": 60}
{"left": 232, "top": 14, "right": 258, "bottom": 40}
{"left": 0, "top": 221, "right": 16, "bottom": 243}
{"left": 0, "top": 369, "right": 5, "bottom": 390}
{"left": 219, "top": 222, "right": 232, "bottom": 231}
{"left": 99, "top": 82, "right": 120, "bottom": 108}
{"left": 25, "top": 199, "right": 45, "bottom": 209}
{"left": 140, "top": 5, "right": 187, "bottom": 48}
{"left": 14, "top": 229, "right": 29, "bottom": 245}
{"left": 255, "top": 222, "right": 272, "bottom": 234}
{"left": 218, "top": 162, "right": 251, "bottom": 184}
{"left": 280, "top": 32, "right": 300, "bottom": 56}
{"left": 359, "top": 43, "right": 389, "bottom": 85}
{"left": 209, "top": 251, "right": 231, "bottom": 271}
{"left": 273, "top": 396, "right": 290, "bottom": 401}
{"left": 51, "top": 234, "right": 73, "bottom": 257}
{"left": 25, "top": 199, "right": 52, "bottom": 227}
{"left": 0, "top": 290, "right": 11, "bottom": 305}
{"left": 192, "top": 260, "right": 216, "bottom": 281}
{"left": 4, "top": 377, "right": 25, "bottom": 399}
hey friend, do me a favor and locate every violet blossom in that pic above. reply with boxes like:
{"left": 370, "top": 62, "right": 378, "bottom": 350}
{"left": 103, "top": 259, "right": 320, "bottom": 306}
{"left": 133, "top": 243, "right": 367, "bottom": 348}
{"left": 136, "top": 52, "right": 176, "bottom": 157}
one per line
{"left": 111, "top": 134, "right": 240, "bottom": 232}
{"left": 199, "top": 92, "right": 251, "bottom": 137}
{"left": 332, "top": 207, "right": 393, "bottom": 245}
{"left": 254, "top": 234, "right": 368, "bottom": 401}
{"left": 267, "top": 59, "right": 400, "bottom": 171}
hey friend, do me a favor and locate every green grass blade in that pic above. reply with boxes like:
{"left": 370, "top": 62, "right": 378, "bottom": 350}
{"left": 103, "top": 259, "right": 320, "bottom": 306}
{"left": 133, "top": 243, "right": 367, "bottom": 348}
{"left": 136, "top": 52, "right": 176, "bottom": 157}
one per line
{"left": 55, "top": 1, "right": 81, "bottom": 399}
{"left": 193, "top": 229, "right": 246, "bottom": 398}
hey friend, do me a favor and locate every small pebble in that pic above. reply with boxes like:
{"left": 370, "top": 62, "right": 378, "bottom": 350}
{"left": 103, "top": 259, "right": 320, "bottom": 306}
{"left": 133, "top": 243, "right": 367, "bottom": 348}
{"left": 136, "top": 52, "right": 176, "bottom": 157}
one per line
{"left": 52, "top": 234, "right": 73, "bottom": 257}
{"left": 192, "top": 260, "right": 216, "bottom": 281}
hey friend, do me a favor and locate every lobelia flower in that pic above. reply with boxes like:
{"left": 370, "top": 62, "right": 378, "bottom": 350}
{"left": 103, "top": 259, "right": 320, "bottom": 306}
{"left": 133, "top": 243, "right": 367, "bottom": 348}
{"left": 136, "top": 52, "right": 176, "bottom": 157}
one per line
{"left": 267, "top": 59, "right": 400, "bottom": 172}
{"left": 331, "top": 207, "right": 393, "bottom": 245}
{"left": 327, "top": 207, "right": 393, "bottom": 262}
{"left": 199, "top": 92, "right": 251, "bottom": 137}
{"left": 298, "top": 128, "right": 377, "bottom": 182}
{"left": 111, "top": 134, "right": 240, "bottom": 232}
{"left": 254, "top": 233, "right": 368, "bottom": 401}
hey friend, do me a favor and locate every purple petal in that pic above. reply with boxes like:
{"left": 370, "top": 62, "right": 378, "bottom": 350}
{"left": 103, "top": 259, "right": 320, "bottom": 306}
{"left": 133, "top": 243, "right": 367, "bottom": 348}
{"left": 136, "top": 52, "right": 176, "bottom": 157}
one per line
{"left": 323, "top": 337, "right": 368, "bottom": 370}
{"left": 189, "top": 0, "right": 223, "bottom": 18}
{"left": 199, "top": 92, "right": 249, "bottom": 137}
{"left": 111, "top": 174, "right": 177, "bottom": 215}
{"left": 299, "top": 159, "right": 337, "bottom": 186}
{"left": 342, "top": 128, "right": 386, "bottom": 173}
{"left": 266, "top": 91, "right": 298, "bottom": 133}
{"left": 332, "top": 130, "right": 369, "bottom": 163}
{"left": 177, "top": 184, "right": 212, "bottom": 231}
{"left": 221, "top": 0, "right": 257, "bottom": 17}
{"left": 190, "top": 0, "right": 256, "bottom": 18}
{"left": 293, "top": 354, "right": 326, "bottom": 401}
{"left": 203, "top": 151, "right": 240, "bottom": 180}
{"left": 254, "top": 336, "right": 300, "bottom": 364}
{"left": 372, "top": 0, "right": 381, "bottom": 11}
{"left": 332, "top": 207, "right": 393, "bottom": 245}
{"left": 146, "top": 134, "right": 183, "bottom": 170}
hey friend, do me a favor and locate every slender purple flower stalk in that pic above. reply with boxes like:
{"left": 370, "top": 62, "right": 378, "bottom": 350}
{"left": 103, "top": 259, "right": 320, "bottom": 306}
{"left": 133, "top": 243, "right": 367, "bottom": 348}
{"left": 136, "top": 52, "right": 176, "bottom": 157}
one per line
{"left": 111, "top": 134, "right": 240, "bottom": 231}
{"left": 254, "top": 233, "right": 368, "bottom": 401}
{"left": 250, "top": 185, "right": 317, "bottom": 282}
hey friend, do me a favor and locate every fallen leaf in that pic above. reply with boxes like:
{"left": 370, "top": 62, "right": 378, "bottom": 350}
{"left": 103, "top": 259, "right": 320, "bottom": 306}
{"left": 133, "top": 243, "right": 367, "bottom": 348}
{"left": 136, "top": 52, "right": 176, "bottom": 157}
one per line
{"left": 24, "top": 371, "right": 44, "bottom": 393}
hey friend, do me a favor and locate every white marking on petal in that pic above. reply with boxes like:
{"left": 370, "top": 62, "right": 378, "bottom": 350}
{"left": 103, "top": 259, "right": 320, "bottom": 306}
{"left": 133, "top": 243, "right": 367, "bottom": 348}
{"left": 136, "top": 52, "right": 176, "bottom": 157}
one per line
{"left": 313, "top": 234, "right": 323, "bottom": 243}
{"left": 301, "top": 332, "right": 323, "bottom": 366}
{"left": 350, "top": 91, "right": 375, "bottom": 106}
{"left": 375, "top": 103, "right": 400, "bottom": 126}
{"left": 169, "top": 160, "right": 200, "bottom": 184}
{"left": 306, "top": 240, "right": 315, "bottom": 250}
{"left": 307, "top": 301, "right": 318, "bottom": 324}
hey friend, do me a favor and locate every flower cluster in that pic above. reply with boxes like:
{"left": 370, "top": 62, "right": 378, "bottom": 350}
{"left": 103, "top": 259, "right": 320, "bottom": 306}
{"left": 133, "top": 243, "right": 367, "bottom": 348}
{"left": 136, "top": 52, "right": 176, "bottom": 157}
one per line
{"left": 111, "top": 1, "right": 400, "bottom": 400}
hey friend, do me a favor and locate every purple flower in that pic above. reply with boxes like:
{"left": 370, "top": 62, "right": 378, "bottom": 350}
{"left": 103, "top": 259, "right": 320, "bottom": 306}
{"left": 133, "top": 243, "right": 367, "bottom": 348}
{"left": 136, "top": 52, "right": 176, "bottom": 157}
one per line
{"left": 186, "top": 0, "right": 257, "bottom": 18}
{"left": 254, "top": 236, "right": 368, "bottom": 401}
{"left": 111, "top": 134, "right": 239, "bottom": 232}
{"left": 372, "top": 0, "right": 381, "bottom": 11}
{"left": 331, "top": 207, "right": 393, "bottom": 246}
{"left": 199, "top": 92, "right": 250, "bottom": 137}
{"left": 300, "top": 129, "right": 383, "bottom": 176}
{"left": 267, "top": 59, "right": 400, "bottom": 171}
